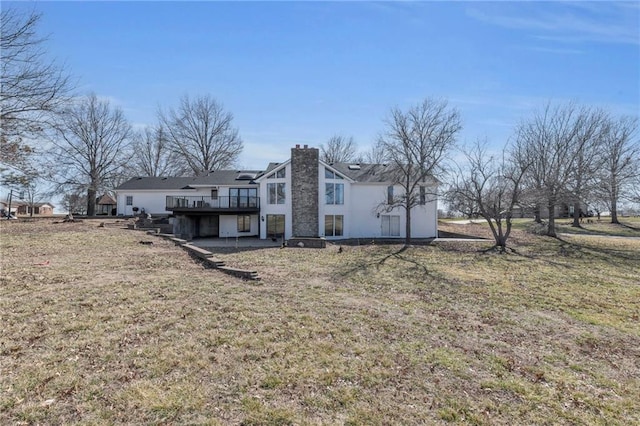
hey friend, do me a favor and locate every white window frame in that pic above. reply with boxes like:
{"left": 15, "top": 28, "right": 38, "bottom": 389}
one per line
{"left": 325, "top": 183, "right": 344, "bottom": 205}
{"left": 324, "top": 215, "right": 344, "bottom": 237}
{"left": 381, "top": 215, "right": 400, "bottom": 237}
{"left": 267, "top": 183, "right": 285, "bottom": 205}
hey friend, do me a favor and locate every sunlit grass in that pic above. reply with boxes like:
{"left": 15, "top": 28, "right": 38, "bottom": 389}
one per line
{"left": 1, "top": 218, "right": 639, "bottom": 424}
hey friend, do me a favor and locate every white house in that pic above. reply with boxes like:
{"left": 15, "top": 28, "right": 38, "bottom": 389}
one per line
{"left": 115, "top": 145, "right": 438, "bottom": 241}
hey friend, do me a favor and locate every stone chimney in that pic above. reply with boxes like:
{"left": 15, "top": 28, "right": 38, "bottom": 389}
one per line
{"left": 291, "top": 145, "right": 319, "bottom": 237}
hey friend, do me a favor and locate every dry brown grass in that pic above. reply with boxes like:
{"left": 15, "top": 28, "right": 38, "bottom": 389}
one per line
{"left": 1, "top": 218, "right": 639, "bottom": 425}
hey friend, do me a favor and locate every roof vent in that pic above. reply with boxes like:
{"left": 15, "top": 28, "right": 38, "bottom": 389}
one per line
{"left": 348, "top": 164, "right": 361, "bottom": 170}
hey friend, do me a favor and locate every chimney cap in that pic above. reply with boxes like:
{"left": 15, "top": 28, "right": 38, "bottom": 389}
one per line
{"left": 295, "top": 144, "right": 300, "bottom": 148}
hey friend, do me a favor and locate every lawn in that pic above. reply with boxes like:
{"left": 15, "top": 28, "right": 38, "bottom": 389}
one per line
{"left": 1, "top": 219, "right": 639, "bottom": 425}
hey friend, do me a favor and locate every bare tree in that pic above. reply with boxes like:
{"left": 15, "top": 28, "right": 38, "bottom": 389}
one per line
{"left": 320, "top": 135, "right": 357, "bottom": 163}
{"left": 379, "top": 98, "right": 462, "bottom": 245}
{"left": 51, "top": 93, "right": 132, "bottom": 216}
{"left": 130, "top": 125, "right": 179, "bottom": 177}
{"left": 449, "top": 141, "right": 530, "bottom": 252}
{"left": 160, "top": 94, "right": 243, "bottom": 176}
{"left": 19, "top": 177, "right": 48, "bottom": 217}
{"left": 446, "top": 188, "right": 479, "bottom": 219}
{"left": 1, "top": 8, "right": 72, "bottom": 176}
{"left": 564, "top": 108, "right": 607, "bottom": 227}
{"left": 360, "top": 140, "right": 388, "bottom": 164}
{"left": 61, "top": 189, "right": 87, "bottom": 215}
{"left": 514, "top": 103, "right": 601, "bottom": 237}
{"left": 597, "top": 115, "right": 639, "bottom": 224}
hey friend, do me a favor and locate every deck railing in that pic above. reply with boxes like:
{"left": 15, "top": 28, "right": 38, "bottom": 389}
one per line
{"left": 166, "top": 196, "right": 260, "bottom": 210}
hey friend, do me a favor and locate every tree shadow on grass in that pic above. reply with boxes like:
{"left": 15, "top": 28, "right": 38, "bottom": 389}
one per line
{"left": 338, "top": 245, "right": 435, "bottom": 279}
{"left": 618, "top": 222, "right": 640, "bottom": 232}
{"left": 555, "top": 236, "right": 640, "bottom": 270}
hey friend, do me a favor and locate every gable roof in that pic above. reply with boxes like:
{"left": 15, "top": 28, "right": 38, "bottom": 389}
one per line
{"left": 254, "top": 161, "right": 290, "bottom": 181}
{"left": 116, "top": 171, "right": 263, "bottom": 191}
{"left": 97, "top": 194, "right": 117, "bottom": 205}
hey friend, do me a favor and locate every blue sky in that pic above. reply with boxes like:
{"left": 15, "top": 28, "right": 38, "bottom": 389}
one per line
{"left": 7, "top": 1, "right": 640, "bottom": 169}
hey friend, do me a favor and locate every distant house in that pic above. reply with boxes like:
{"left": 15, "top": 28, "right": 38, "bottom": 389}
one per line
{"left": 115, "top": 145, "right": 439, "bottom": 241}
{"left": 96, "top": 194, "right": 117, "bottom": 215}
{"left": 16, "top": 202, "right": 55, "bottom": 216}
{"left": 1, "top": 200, "right": 54, "bottom": 216}
{"left": 512, "top": 202, "right": 592, "bottom": 219}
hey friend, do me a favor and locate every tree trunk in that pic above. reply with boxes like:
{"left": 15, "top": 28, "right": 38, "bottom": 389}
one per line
{"left": 405, "top": 207, "right": 411, "bottom": 246}
{"left": 496, "top": 235, "right": 507, "bottom": 252}
{"left": 495, "top": 220, "right": 506, "bottom": 252}
{"left": 572, "top": 201, "right": 582, "bottom": 227}
{"left": 534, "top": 204, "right": 541, "bottom": 223}
{"left": 547, "top": 201, "right": 557, "bottom": 237}
{"left": 86, "top": 188, "right": 97, "bottom": 216}
{"left": 611, "top": 198, "right": 619, "bottom": 224}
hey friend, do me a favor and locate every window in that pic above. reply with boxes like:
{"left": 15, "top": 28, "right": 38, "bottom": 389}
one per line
{"left": 268, "top": 183, "right": 285, "bottom": 204}
{"left": 267, "top": 168, "right": 286, "bottom": 179}
{"left": 267, "top": 214, "right": 285, "bottom": 238}
{"left": 325, "top": 215, "right": 344, "bottom": 237}
{"left": 325, "top": 183, "right": 344, "bottom": 205}
{"left": 211, "top": 189, "right": 218, "bottom": 199}
{"left": 325, "top": 168, "right": 343, "bottom": 179}
{"left": 381, "top": 215, "right": 400, "bottom": 237}
{"left": 387, "top": 186, "right": 394, "bottom": 205}
{"left": 237, "top": 215, "right": 251, "bottom": 232}
{"left": 126, "top": 196, "right": 133, "bottom": 206}
{"left": 230, "top": 188, "right": 258, "bottom": 208}
{"left": 420, "top": 186, "right": 426, "bottom": 205}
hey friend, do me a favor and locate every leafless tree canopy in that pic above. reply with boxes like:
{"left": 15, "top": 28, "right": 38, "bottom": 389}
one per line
{"left": 379, "top": 97, "right": 462, "bottom": 244}
{"left": 61, "top": 190, "right": 87, "bottom": 215}
{"left": 513, "top": 103, "right": 605, "bottom": 236}
{"left": 449, "top": 141, "right": 530, "bottom": 251}
{"left": 130, "top": 126, "right": 179, "bottom": 177}
{"left": 160, "top": 95, "right": 243, "bottom": 176}
{"left": 563, "top": 108, "right": 608, "bottom": 227}
{"left": 320, "top": 135, "right": 358, "bottom": 163}
{"left": 597, "top": 115, "right": 639, "bottom": 223}
{"left": 51, "top": 93, "right": 132, "bottom": 216}
{"left": 1, "top": 8, "right": 72, "bottom": 175}
{"left": 361, "top": 141, "right": 389, "bottom": 164}
{"left": 19, "top": 177, "right": 49, "bottom": 217}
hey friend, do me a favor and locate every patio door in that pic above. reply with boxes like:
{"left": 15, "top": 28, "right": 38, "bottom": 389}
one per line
{"left": 266, "top": 214, "right": 285, "bottom": 239}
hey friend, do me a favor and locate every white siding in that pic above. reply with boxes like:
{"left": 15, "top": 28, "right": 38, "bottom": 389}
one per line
{"left": 258, "top": 164, "right": 292, "bottom": 239}
{"left": 347, "top": 183, "right": 437, "bottom": 239}
{"left": 318, "top": 166, "right": 350, "bottom": 238}
{"left": 219, "top": 214, "right": 259, "bottom": 238}
{"left": 115, "top": 190, "right": 187, "bottom": 216}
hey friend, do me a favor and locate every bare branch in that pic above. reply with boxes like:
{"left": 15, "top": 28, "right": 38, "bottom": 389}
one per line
{"left": 159, "top": 94, "right": 243, "bottom": 176}
{"left": 378, "top": 97, "right": 461, "bottom": 244}
{"left": 320, "top": 135, "right": 358, "bottom": 163}
{"left": 49, "top": 93, "right": 132, "bottom": 215}
{"left": 128, "top": 125, "right": 181, "bottom": 177}
{"left": 1, "top": 8, "right": 73, "bottom": 177}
